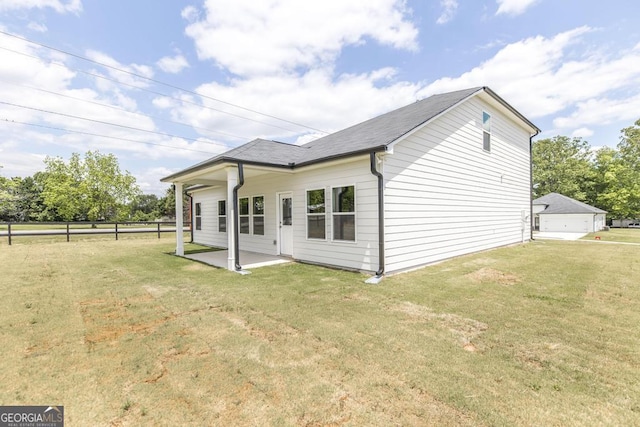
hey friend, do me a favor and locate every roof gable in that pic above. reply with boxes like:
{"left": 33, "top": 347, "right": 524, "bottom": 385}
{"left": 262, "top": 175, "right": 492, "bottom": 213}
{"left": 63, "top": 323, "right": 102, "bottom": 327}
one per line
{"left": 295, "top": 87, "right": 485, "bottom": 165}
{"left": 533, "top": 193, "right": 607, "bottom": 214}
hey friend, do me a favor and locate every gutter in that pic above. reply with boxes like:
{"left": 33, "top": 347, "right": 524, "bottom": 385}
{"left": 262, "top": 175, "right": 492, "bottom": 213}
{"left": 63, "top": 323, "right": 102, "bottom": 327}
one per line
{"left": 233, "top": 162, "right": 245, "bottom": 271}
{"left": 366, "top": 151, "right": 385, "bottom": 284}
{"left": 185, "top": 192, "right": 194, "bottom": 243}
{"left": 529, "top": 129, "right": 540, "bottom": 240}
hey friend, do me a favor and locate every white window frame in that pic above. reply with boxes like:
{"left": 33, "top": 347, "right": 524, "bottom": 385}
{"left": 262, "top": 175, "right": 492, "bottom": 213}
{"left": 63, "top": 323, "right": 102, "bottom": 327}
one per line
{"left": 218, "top": 200, "right": 226, "bottom": 233}
{"left": 195, "top": 202, "right": 202, "bottom": 231}
{"left": 252, "top": 195, "right": 265, "bottom": 236}
{"left": 306, "top": 188, "right": 326, "bottom": 240}
{"left": 482, "top": 111, "right": 491, "bottom": 152}
{"left": 239, "top": 197, "right": 250, "bottom": 234}
{"left": 331, "top": 185, "right": 356, "bottom": 243}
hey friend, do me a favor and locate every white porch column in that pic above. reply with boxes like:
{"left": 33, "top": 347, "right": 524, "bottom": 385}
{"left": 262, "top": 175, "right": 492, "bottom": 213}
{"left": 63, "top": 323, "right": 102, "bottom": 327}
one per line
{"left": 174, "top": 182, "right": 184, "bottom": 256}
{"left": 226, "top": 167, "right": 237, "bottom": 271}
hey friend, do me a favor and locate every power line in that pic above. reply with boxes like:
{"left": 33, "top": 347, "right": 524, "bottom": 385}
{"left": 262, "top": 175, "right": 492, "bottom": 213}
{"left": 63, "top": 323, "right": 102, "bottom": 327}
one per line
{"left": 0, "top": 30, "right": 329, "bottom": 134}
{"left": 0, "top": 44, "right": 303, "bottom": 134}
{"left": 1, "top": 118, "right": 219, "bottom": 154}
{"left": 0, "top": 79, "right": 248, "bottom": 141}
{"left": 0, "top": 100, "right": 229, "bottom": 146}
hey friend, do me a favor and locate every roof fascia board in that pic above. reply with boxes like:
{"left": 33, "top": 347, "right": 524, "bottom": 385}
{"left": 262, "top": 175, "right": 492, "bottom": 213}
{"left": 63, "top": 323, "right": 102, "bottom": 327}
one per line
{"left": 293, "top": 146, "right": 387, "bottom": 169}
{"left": 387, "top": 87, "right": 540, "bottom": 153}
{"left": 161, "top": 157, "right": 293, "bottom": 183}
{"left": 481, "top": 87, "right": 540, "bottom": 135}
{"left": 292, "top": 151, "right": 374, "bottom": 172}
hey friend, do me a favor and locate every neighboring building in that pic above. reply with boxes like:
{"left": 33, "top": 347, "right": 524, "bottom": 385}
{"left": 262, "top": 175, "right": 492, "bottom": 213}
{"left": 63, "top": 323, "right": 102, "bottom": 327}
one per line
{"left": 533, "top": 193, "right": 607, "bottom": 233}
{"left": 611, "top": 219, "right": 640, "bottom": 228}
{"left": 162, "top": 87, "right": 540, "bottom": 280}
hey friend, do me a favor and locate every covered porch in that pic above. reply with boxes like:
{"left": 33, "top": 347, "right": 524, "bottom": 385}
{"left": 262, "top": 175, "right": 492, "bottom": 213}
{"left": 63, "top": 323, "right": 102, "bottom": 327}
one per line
{"left": 167, "top": 161, "right": 293, "bottom": 272}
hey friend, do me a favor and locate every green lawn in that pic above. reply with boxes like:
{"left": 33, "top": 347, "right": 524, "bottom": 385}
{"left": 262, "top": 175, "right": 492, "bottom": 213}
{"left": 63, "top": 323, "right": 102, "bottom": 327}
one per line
{"left": 583, "top": 227, "right": 640, "bottom": 243}
{"left": 1, "top": 237, "right": 639, "bottom": 426}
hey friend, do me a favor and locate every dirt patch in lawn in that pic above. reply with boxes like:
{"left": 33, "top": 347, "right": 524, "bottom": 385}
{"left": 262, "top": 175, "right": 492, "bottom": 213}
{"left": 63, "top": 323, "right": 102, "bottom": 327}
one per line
{"left": 466, "top": 267, "right": 520, "bottom": 286}
{"left": 79, "top": 293, "right": 175, "bottom": 346}
{"left": 392, "top": 302, "right": 488, "bottom": 350}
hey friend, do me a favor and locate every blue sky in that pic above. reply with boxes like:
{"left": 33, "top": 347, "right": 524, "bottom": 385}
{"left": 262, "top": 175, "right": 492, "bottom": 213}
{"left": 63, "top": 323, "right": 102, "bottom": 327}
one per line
{"left": 0, "top": 0, "right": 638, "bottom": 194}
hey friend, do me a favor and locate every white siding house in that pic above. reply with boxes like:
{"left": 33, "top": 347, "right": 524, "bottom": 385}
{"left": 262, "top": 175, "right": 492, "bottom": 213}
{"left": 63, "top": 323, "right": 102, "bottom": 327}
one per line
{"left": 533, "top": 193, "right": 607, "bottom": 233}
{"left": 162, "top": 87, "right": 540, "bottom": 279}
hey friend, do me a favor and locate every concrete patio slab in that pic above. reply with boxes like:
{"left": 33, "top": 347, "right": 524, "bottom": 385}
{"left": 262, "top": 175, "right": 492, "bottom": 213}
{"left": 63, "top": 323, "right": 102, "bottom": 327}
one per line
{"left": 533, "top": 232, "right": 587, "bottom": 241}
{"left": 183, "top": 250, "right": 291, "bottom": 270}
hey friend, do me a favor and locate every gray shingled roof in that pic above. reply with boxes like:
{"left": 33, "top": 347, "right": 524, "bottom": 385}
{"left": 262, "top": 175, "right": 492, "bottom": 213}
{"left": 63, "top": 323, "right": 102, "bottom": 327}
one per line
{"left": 162, "top": 86, "right": 538, "bottom": 181}
{"left": 533, "top": 193, "right": 607, "bottom": 214}
{"left": 294, "top": 87, "right": 484, "bottom": 165}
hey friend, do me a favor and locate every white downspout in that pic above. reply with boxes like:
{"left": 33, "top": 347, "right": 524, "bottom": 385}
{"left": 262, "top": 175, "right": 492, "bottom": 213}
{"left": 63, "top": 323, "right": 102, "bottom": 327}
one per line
{"left": 226, "top": 167, "right": 237, "bottom": 271}
{"left": 174, "top": 182, "right": 184, "bottom": 256}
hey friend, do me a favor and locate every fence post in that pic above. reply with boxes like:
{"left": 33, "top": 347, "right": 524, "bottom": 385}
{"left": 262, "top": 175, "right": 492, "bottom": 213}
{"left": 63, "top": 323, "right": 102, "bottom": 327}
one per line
{"left": 115, "top": 223, "right": 119, "bottom": 240}
{"left": 66, "top": 223, "right": 70, "bottom": 242}
{"left": 157, "top": 223, "right": 161, "bottom": 239}
{"left": 7, "top": 223, "right": 11, "bottom": 246}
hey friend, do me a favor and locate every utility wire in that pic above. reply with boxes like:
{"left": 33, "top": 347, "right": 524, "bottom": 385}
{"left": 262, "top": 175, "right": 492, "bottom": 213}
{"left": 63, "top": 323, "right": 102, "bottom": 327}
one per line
{"left": 0, "top": 44, "right": 303, "bottom": 134}
{"left": 0, "top": 79, "right": 248, "bottom": 141}
{"left": 0, "top": 100, "right": 228, "bottom": 146}
{"left": 1, "top": 118, "right": 219, "bottom": 155}
{"left": 0, "top": 30, "right": 329, "bottom": 134}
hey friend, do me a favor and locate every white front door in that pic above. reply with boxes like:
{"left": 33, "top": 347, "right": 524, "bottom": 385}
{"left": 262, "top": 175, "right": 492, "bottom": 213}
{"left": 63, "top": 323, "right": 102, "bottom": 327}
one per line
{"left": 278, "top": 192, "right": 293, "bottom": 256}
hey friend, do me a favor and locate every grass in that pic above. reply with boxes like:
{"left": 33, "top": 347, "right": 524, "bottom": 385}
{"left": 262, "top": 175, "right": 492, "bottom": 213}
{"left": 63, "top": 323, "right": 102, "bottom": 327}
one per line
{"left": 583, "top": 228, "right": 640, "bottom": 243}
{"left": 1, "top": 236, "right": 639, "bottom": 425}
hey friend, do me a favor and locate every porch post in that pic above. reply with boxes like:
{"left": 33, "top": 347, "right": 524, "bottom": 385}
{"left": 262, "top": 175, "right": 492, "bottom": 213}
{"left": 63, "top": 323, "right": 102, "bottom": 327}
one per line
{"left": 174, "top": 182, "right": 184, "bottom": 256}
{"left": 226, "top": 167, "right": 237, "bottom": 271}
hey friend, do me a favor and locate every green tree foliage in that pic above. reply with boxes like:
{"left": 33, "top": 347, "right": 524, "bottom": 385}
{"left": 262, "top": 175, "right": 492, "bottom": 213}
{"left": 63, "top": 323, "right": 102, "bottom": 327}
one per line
{"left": 596, "top": 120, "right": 640, "bottom": 220}
{"left": 129, "top": 194, "right": 161, "bottom": 221}
{"left": 41, "top": 151, "right": 141, "bottom": 221}
{"left": 532, "top": 136, "right": 595, "bottom": 201}
{"left": 0, "top": 175, "right": 19, "bottom": 221}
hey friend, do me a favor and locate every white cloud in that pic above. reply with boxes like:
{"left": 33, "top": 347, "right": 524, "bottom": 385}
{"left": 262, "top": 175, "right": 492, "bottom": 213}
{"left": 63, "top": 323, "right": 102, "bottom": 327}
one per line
{"left": 496, "top": 0, "right": 540, "bottom": 16}
{"left": 27, "top": 22, "right": 48, "bottom": 32}
{"left": 418, "top": 25, "right": 640, "bottom": 139}
{"left": 184, "top": 0, "right": 418, "bottom": 77}
{"left": 0, "top": 32, "right": 215, "bottom": 181}
{"left": 85, "top": 50, "right": 154, "bottom": 89}
{"left": 554, "top": 94, "right": 640, "bottom": 129}
{"left": 169, "top": 67, "right": 421, "bottom": 142}
{"left": 180, "top": 5, "right": 199, "bottom": 22}
{"left": 437, "top": 0, "right": 458, "bottom": 24}
{"left": 157, "top": 54, "right": 189, "bottom": 74}
{"left": 135, "top": 167, "right": 175, "bottom": 195}
{"left": 0, "top": 0, "right": 82, "bottom": 14}
{"left": 571, "top": 127, "right": 594, "bottom": 138}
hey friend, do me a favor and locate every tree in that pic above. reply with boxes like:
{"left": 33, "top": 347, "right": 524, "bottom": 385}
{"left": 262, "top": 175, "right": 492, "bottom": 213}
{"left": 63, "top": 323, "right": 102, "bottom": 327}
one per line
{"left": 157, "top": 185, "right": 189, "bottom": 220}
{"left": 0, "top": 176, "right": 19, "bottom": 221}
{"left": 129, "top": 194, "right": 161, "bottom": 221}
{"left": 41, "top": 151, "right": 141, "bottom": 221}
{"left": 592, "top": 147, "right": 633, "bottom": 220}
{"left": 14, "top": 175, "right": 48, "bottom": 221}
{"left": 614, "top": 119, "right": 640, "bottom": 218}
{"left": 532, "top": 136, "right": 596, "bottom": 202}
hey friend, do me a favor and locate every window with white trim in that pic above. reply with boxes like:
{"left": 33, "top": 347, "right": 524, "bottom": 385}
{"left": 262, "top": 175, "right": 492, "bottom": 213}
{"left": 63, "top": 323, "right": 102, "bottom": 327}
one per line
{"left": 239, "top": 197, "right": 249, "bottom": 234}
{"left": 218, "top": 200, "right": 226, "bottom": 232}
{"left": 482, "top": 111, "right": 491, "bottom": 152}
{"left": 306, "top": 189, "right": 326, "bottom": 239}
{"left": 332, "top": 186, "right": 355, "bottom": 241}
{"left": 252, "top": 195, "right": 264, "bottom": 235}
{"left": 195, "top": 202, "right": 202, "bottom": 230}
